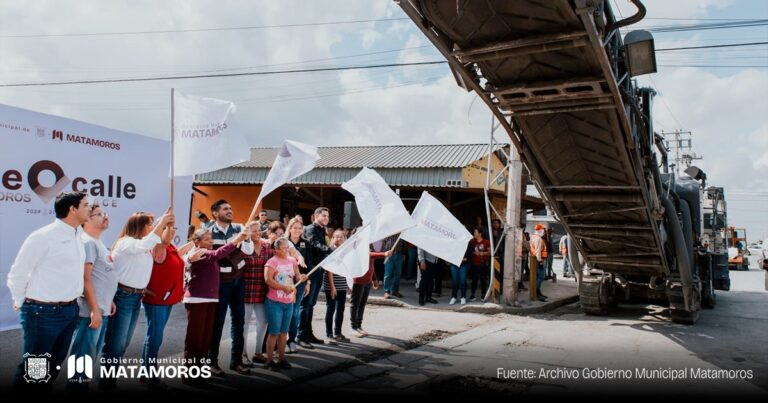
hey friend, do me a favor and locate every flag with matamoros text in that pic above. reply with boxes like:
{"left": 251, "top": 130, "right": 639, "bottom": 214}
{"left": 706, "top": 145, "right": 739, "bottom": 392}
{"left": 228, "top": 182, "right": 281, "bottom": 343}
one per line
{"left": 400, "top": 191, "right": 472, "bottom": 266}
{"left": 173, "top": 91, "right": 250, "bottom": 176}
{"left": 318, "top": 224, "right": 372, "bottom": 279}
{"left": 341, "top": 167, "right": 415, "bottom": 242}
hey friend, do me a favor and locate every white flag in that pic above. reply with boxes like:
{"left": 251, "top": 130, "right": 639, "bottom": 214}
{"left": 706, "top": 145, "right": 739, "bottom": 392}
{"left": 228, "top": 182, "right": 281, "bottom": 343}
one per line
{"left": 318, "top": 224, "right": 371, "bottom": 279}
{"left": 341, "top": 167, "right": 415, "bottom": 241}
{"left": 255, "top": 140, "right": 320, "bottom": 209}
{"left": 173, "top": 90, "right": 250, "bottom": 176}
{"left": 400, "top": 191, "right": 472, "bottom": 266}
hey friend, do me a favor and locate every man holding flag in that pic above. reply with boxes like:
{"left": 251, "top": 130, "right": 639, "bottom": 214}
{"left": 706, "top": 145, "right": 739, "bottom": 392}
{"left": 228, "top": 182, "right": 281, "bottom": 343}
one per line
{"left": 297, "top": 207, "right": 333, "bottom": 347}
{"left": 172, "top": 90, "right": 256, "bottom": 375}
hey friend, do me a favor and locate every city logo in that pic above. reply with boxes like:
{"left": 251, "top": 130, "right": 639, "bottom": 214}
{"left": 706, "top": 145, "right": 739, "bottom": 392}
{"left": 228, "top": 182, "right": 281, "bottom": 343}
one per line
{"left": 28, "top": 160, "right": 71, "bottom": 204}
{"left": 2, "top": 159, "right": 137, "bottom": 204}
{"left": 22, "top": 353, "right": 52, "bottom": 383}
{"left": 52, "top": 129, "right": 64, "bottom": 141}
{"left": 67, "top": 354, "right": 93, "bottom": 383}
{"left": 36, "top": 127, "right": 46, "bottom": 138}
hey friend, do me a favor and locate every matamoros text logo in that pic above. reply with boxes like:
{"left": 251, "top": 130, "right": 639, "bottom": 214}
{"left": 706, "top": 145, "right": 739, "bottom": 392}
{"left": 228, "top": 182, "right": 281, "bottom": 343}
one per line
{"left": 178, "top": 122, "right": 228, "bottom": 139}
{"left": 1, "top": 160, "right": 137, "bottom": 206}
{"left": 47, "top": 127, "right": 121, "bottom": 150}
{"left": 67, "top": 354, "right": 93, "bottom": 383}
{"left": 65, "top": 355, "right": 211, "bottom": 383}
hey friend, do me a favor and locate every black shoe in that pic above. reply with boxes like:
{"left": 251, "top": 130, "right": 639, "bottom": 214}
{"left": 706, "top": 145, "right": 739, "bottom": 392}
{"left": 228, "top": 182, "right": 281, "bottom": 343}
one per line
{"left": 393, "top": 292, "right": 404, "bottom": 298}
{"left": 210, "top": 363, "right": 226, "bottom": 378}
{"left": 278, "top": 360, "right": 292, "bottom": 370}
{"left": 250, "top": 354, "right": 268, "bottom": 364}
{"left": 536, "top": 295, "right": 547, "bottom": 302}
{"left": 264, "top": 361, "right": 280, "bottom": 372}
{"left": 297, "top": 339, "right": 314, "bottom": 349}
{"left": 307, "top": 334, "right": 325, "bottom": 344}
{"left": 418, "top": 297, "right": 425, "bottom": 306}
{"left": 229, "top": 363, "right": 251, "bottom": 375}
{"left": 334, "top": 334, "right": 351, "bottom": 343}
{"left": 426, "top": 298, "right": 438, "bottom": 304}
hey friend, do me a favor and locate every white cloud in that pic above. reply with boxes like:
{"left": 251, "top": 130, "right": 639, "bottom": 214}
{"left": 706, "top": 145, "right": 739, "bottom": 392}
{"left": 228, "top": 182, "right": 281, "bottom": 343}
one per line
{"left": 612, "top": 0, "right": 734, "bottom": 20}
{"left": 0, "top": 0, "right": 765, "bottom": 235}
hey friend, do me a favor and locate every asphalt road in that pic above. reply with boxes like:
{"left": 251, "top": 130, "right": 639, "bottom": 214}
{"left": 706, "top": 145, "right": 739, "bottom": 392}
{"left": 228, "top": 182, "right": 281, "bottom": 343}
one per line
{"left": 0, "top": 264, "right": 765, "bottom": 397}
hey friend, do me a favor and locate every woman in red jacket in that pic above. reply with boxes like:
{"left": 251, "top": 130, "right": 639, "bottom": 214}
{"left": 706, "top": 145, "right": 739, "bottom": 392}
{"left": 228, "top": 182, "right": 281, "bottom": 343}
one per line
{"left": 141, "top": 225, "right": 192, "bottom": 390}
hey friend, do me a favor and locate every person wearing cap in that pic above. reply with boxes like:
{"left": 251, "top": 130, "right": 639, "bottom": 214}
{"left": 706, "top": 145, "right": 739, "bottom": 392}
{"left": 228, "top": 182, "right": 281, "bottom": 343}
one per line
{"left": 530, "top": 224, "right": 548, "bottom": 301}
{"left": 258, "top": 211, "right": 270, "bottom": 238}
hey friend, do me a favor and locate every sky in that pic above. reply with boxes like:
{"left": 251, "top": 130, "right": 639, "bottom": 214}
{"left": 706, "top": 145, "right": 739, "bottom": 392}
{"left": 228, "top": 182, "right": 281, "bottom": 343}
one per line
{"left": 0, "top": 0, "right": 766, "bottom": 239}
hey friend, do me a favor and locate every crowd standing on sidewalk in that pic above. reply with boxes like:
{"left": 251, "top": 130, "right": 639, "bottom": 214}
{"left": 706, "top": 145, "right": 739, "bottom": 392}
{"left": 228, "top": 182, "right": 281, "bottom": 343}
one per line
{"left": 6, "top": 190, "right": 567, "bottom": 391}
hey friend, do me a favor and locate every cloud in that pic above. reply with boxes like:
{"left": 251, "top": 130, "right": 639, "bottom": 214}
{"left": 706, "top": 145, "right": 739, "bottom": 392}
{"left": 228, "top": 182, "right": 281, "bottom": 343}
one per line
{"left": 0, "top": 0, "right": 764, "bottom": 235}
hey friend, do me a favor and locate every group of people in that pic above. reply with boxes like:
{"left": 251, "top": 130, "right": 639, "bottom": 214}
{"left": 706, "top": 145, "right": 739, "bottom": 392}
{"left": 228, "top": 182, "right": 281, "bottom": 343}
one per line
{"left": 7, "top": 192, "right": 398, "bottom": 392}
{"left": 8, "top": 190, "right": 569, "bottom": 392}
{"left": 8, "top": 191, "right": 184, "bottom": 392}
{"left": 526, "top": 224, "right": 574, "bottom": 301}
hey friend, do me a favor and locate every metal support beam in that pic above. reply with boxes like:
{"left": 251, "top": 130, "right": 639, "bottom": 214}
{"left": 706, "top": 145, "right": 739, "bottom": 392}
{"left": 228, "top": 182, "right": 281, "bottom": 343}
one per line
{"left": 561, "top": 206, "right": 645, "bottom": 218}
{"left": 453, "top": 31, "right": 588, "bottom": 62}
{"left": 546, "top": 185, "right": 641, "bottom": 191}
{"left": 552, "top": 192, "right": 643, "bottom": 203}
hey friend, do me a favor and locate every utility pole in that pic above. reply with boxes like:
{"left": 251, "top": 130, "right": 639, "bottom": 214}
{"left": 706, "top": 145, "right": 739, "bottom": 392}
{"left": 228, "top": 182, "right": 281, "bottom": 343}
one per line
{"left": 483, "top": 114, "right": 522, "bottom": 305}
{"left": 504, "top": 146, "right": 522, "bottom": 306}
{"left": 662, "top": 130, "right": 701, "bottom": 175}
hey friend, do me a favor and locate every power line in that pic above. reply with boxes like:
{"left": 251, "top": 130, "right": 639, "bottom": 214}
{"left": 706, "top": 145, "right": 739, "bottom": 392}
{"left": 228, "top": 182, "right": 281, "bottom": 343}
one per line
{"left": 644, "top": 17, "right": 765, "bottom": 21}
{"left": 640, "top": 19, "right": 768, "bottom": 33}
{"left": 4, "top": 16, "right": 765, "bottom": 39}
{"left": 1, "top": 41, "right": 764, "bottom": 87}
{"left": 659, "top": 64, "right": 768, "bottom": 68}
{"left": 0, "top": 17, "right": 410, "bottom": 38}
{"left": 649, "top": 76, "right": 684, "bottom": 129}
{"left": 39, "top": 75, "right": 447, "bottom": 110}
{"left": 0, "top": 61, "right": 449, "bottom": 87}
{"left": 656, "top": 41, "right": 768, "bottom": 51}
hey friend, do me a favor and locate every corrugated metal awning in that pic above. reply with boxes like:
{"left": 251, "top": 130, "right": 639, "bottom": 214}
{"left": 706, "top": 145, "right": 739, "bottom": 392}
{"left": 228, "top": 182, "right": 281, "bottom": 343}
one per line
{"left": 195, "top": 167, "right": 467, "bottom": 188}
{"left": 232, "top": 143, "right": 506, "bottom": 169}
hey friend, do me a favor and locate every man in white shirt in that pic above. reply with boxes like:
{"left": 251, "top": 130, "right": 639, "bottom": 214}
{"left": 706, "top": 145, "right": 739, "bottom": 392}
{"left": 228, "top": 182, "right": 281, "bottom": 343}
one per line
{"left": 7, "top": 191, "right": 90, "bottom": 390}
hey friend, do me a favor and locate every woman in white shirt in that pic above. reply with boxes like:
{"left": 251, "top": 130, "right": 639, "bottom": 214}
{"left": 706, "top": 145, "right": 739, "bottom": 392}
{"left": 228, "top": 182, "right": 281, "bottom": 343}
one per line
{"left": 99, "top": 208, "right": 173, "bottom": 390}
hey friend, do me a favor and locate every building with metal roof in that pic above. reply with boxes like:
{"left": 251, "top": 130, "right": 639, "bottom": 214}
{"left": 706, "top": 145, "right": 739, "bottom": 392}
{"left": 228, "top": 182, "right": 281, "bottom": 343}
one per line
{"left": 196, "top": 144, "right": 503, "bottom": 187}
{"left": 191, "top": 143, "right": 543, "bottom": 230}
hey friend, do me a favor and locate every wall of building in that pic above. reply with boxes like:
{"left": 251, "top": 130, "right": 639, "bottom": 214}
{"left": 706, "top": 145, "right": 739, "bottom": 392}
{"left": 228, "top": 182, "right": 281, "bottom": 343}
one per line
{"left": 190, "top": 184, "right": 281, "bottom": 226}
{"left": 462, "top": 154, "right": 506, "bottom": 192}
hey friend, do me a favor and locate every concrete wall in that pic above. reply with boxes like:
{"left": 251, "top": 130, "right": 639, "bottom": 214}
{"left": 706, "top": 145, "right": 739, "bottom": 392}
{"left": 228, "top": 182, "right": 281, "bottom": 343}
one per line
{"left": 190, "top": 184, "right": 280, "bottom": 226}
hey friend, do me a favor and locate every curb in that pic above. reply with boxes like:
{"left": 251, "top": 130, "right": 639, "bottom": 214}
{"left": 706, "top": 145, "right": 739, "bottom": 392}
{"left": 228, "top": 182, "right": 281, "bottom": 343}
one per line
{"left": 365, "top": 294, "right": 579, "bottom": 315}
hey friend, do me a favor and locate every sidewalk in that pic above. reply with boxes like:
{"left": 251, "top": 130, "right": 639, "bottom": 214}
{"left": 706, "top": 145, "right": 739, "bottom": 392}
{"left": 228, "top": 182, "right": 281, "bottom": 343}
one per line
{"left": 362, "top": 259, "right": 579, "bottom": 315}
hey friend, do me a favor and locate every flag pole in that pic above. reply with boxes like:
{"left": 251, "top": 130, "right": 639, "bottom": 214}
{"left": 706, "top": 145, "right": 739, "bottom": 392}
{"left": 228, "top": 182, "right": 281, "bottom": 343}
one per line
{"left": 170, "top": 88, "right": 176, "bottom": 211}
{"left": 293, "top": 222, "right": 371, "bottom": 288}
{"left": 246, "top": 194, "right": 262, "bottom": 225}
{"left": 293, "top": 262, "right": 324, "bottom": 288}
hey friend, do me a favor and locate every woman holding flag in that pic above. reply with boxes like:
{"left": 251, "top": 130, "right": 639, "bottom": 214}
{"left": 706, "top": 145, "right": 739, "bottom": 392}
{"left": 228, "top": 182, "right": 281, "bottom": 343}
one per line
{"left": 285, "top": 218, "right": 312, "bottom": 353}
{"left": 324, "top": 230, "right": 351, "bottom": 344}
